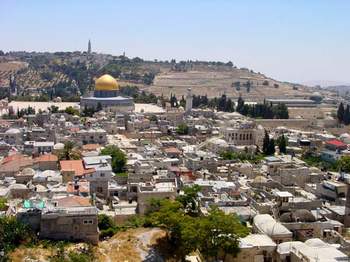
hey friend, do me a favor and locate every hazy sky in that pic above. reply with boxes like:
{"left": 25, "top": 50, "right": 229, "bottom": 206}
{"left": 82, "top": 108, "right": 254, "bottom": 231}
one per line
{"left": 1, "top": 0, "right": 350, "bottom": 85}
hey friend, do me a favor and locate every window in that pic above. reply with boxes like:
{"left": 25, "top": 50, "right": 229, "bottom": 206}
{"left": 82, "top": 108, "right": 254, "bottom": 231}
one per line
{"left": 97, "top": 187, "right": 103, "bottom": 193}
{"left": 83, "top": 220, "right": 93, "bottom": 225}
{"left": 100, "top": 173, "right": 105, "bottom": 177}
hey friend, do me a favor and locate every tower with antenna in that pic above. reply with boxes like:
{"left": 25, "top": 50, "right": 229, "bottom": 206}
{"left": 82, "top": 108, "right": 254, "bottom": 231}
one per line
{"left": 88, "top": 39, "right": 91, "bottom": 54}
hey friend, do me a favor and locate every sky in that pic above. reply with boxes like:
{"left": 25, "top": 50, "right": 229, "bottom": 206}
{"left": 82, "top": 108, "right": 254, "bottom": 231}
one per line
{"left": 1, "top": 0, "right": 350, "bottom": 85}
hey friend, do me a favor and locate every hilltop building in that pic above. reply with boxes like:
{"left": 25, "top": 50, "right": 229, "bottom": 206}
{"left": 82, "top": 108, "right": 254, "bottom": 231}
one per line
{"left": 80, "top": 74, "right": 134, "bottom": 113}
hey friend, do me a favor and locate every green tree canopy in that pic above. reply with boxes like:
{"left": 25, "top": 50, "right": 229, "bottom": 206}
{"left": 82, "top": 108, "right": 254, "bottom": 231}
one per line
{"left": 337, "top": 102, "right": 345, "bottom": 123}
{"left": 145, "top": 199, "right": 249, "bottom": 260}
{"left": 277, "top": 135, "right": 287, "bottom": 154}
{"left": 176, "top": 123, "right": 189, "bottom": 135}
{"left": 0, "top": 216, "right": 36, "bottom": 257}
{"left": 337, "top": 155, "right": 350, "bottom": 173}
{"left": 176, "top": 185, "right": 201, "bottom": 216}
{"left": 58, "top": 141, "right": 81, "bottom": 160}
{"left": 65, "top": 106, "right": 80, "bottom": 116}
{"left": 100, "top": 145, "right": 127, "bottom": 173}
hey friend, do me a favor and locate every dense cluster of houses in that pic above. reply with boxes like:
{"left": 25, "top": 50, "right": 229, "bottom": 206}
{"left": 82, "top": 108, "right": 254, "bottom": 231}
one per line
{"left": 0, "top": 98, "right": 350, "bottom": 261}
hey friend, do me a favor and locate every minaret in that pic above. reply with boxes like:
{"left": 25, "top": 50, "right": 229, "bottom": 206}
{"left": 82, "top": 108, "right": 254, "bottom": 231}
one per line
{"left": 186, "top": 88, "right": 193, "bottom": 113}
{"left": 88, "top": 39, "right": 91, "bottom": 54}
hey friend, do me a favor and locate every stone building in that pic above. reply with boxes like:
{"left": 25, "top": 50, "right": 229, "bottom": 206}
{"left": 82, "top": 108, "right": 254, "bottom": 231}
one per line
{"left": 221, "top": 120, "right": 264, "bottom": 147}
{"left": 253, "top": 214, "right": 293, "bottom": 244}
{"left": 83, "top": 155, "right": 113, "bottom": 199}
{"left": 40, "top": 205, "right": 98, "bottom": 244}
{"left": 77, "top": 128, "right": 107, "bottom": 145}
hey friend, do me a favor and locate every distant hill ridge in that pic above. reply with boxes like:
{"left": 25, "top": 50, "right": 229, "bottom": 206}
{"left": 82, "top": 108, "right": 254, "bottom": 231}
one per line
{"left": 0, "top": 51, "right": 312, "bottom": 100}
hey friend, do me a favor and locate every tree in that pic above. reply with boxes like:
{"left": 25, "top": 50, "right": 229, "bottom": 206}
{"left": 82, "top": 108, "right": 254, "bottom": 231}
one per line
{"left": 82, "top": 106, "right": 96, "bottom": 117}
{"left": 198, "top": 207, "right": 249, "bottom": 260}
{"left": 98, "top": 214, "right": 115, "bottom": 230}
{"left": 267, "top": 138, "right": 276, "bottom": 155}
{"left": 170, "top": 93, "right": 178, "bottom": 107}
{"left": 263, "top": 130, "right": 270, "bottom": 155}
{"left": 149, "top": 114, "right": 158, "bottom": 123}
{"left": 58, "top": 141, "right": 81, "bottom": 160}
{"left": 0, "top": 197, "right": 7, "bottom": 210}
{"left": 262, "top": 80, "right": 269, "bottom": 86}
{"left": 0, "top": 216, "right": 36, "bottom": 257}
{"left": 179, "top": 95, "right": 186, "bottom": 108}
{"left": 145, "top": 199, "right": 249, "bottom": 260}
{"left": 65, "top": 106, "right": 80, "bottom": 116}
{"left": 48, "top": 105, "right": 59, "bottom": 114}
{"left": 277, "top": 135, "right": 287, "bottom": 154}
{"left": 100, "top": 145, "right": 127, "bottom": 173}
{"left": 96, "top": 102, "right": 103, "bottom": 112}
{"left": 233, "top": 81, "right": 241, "bottom": 91}
{"left": 176, "top": 123, "right": 189, "bottom": 135}
{"left": 236, "top": 96, "right": 245, "bottom": 114}
{"left": 337, "top": 102, "right": 345, "bottom": 123}
{"left": 337, "top": 156, "right": 350, "bottom": 173}
{"left": 176, "top": 185, "right": 201, "bottom": 216}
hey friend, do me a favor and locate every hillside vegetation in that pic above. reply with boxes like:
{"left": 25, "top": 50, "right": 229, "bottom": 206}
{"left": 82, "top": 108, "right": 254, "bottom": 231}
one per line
{"left": 0, "top": 51, "right": 312, "bottom": 101}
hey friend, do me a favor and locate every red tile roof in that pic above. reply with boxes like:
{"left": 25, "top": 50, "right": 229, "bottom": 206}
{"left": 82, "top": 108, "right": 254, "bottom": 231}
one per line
{"left": 35, "top": 153, "right": 58, "bottom": 163}
{"left": 326, "top": 139, "right": 346, "bottom": 147}
{"left": 0, "top": 154, "right": 33, "bottom": 173}
{"left": 60, "top": 160, "right": 95, "bottom": 177}
{"left": 56, "top": 196, "right": 91, "bottom": 207}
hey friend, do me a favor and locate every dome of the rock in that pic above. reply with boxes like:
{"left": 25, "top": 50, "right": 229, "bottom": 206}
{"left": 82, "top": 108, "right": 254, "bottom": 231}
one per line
{"left": 95, "top": 74, "right": 119, "bottom": 91}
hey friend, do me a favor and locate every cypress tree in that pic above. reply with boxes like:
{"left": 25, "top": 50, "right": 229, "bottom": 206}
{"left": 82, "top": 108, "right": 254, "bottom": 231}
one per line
{"left": 337, "top": 102, "right": 345, "bottom": 123}
{"left": 267, "top": 138, "right": 276, "bottom": 155}
{"left": 344, "top": 105, "right": 350, "bottom": 125}
{"left": 277, "top": 135, "right": 287, "bottom": 154}
{"left": 263, "top": 130, "right": 270, "bottom": 155}
{"left": 236, "top": 96, "right": 245, "bottom": 114}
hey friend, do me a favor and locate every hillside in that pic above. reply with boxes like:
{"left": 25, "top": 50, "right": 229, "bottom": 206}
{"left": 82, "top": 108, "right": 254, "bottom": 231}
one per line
{"left": 148, "top": 68, "right": 312, "bottom": 100}
{"left": 8, "top": 228, "right": 168, "bottom": 262}
{"left": 0, "top": 52, "right": 313, "bottom": 100}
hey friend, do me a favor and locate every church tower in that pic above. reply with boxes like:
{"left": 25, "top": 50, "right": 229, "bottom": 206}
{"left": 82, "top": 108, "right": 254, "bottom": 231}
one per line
{"left": 186, "top": 88, "right": 193, "bottom": 113}
{"left": 88, "top": 39, "right": 91, "bottom": 54}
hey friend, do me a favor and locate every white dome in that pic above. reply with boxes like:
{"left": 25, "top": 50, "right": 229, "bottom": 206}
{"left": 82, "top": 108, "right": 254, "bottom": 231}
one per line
{"left": 22, "top": 168, "right": 35, "bottom": 176}
{"left": 54, "top": 143, "right": 64, "bottom": 150}
{"left": 9, "top": 183, "right": 27, "bottom": 190}
{"left": 340, "top": 133, "right": 350, "bottom": 143}
{"left": 311, "top": 91, "right": 322, "bottom": 97}
{"left": 5, "top": 128, "right": 21, "bottom": 134}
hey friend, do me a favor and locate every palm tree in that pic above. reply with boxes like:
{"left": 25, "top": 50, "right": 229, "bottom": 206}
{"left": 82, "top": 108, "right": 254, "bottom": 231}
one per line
{"left": 58, "top": 141, "right": 81, "bottom": 160}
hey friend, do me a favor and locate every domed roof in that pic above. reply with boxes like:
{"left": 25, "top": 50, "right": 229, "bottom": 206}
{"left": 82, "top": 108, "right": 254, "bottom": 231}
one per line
{"left": 95, "top": 74, "right": 119, "bottom": 91}
{"left": 21, "top": 168, "right": 35, "bottom": 176}
{"left": 280, "top": 209, "right": 316, "bottom": 223}
{"left": 253, "top": 175, "right": 268, "bottom": 183}
{"left": 340, "top": 133, "right": 350, "bottom": 138}
{"left": 5, "top": 128, "right": 21, "bottom": 134}
{"left": 54, "top": 143, "right": 64, "bottom": 150}
{"left": 311, "top": 91, "right": 322, "bottom": 97}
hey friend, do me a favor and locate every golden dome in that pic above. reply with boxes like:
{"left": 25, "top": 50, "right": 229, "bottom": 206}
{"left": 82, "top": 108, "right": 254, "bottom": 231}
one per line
{"left": 95, "top": 74, "right": 119, "bottom": 91}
